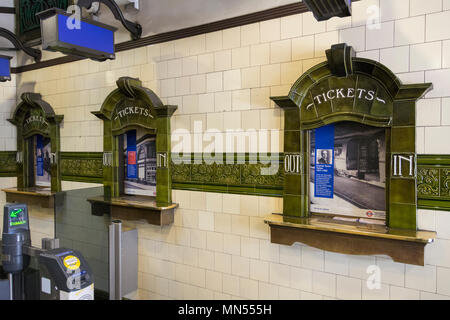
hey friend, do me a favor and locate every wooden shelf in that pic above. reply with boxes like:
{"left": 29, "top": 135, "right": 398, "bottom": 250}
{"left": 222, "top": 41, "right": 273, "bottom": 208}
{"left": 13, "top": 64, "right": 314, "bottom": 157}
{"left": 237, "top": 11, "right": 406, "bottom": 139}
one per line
{"left": 87, "top": 195, "right": 178, "bottom": 226}
{"left": 264, "top": 214, "right": 436, "bottom": 266}
{"left": 2, "top": 187, "right": 64, "bottom": 209}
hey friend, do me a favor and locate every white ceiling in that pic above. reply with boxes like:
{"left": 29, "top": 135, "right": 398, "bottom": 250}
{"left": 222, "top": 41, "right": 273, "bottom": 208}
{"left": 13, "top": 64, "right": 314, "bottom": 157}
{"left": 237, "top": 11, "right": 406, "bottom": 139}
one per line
{"left": 4, "top": 0, "right": 301, "bottom": 66}
{"left": 95, "top": 0, "right": 301, "bottom": 42}
{"left": 0, "top": 0, "right": 300, "bottom": 49}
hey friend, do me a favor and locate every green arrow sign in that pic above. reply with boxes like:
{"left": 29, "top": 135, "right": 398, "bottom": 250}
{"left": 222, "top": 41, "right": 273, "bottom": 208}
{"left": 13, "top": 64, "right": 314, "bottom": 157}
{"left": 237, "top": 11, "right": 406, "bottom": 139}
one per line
{"left": 10, "top": 209, "right": 23, "bottom": 218}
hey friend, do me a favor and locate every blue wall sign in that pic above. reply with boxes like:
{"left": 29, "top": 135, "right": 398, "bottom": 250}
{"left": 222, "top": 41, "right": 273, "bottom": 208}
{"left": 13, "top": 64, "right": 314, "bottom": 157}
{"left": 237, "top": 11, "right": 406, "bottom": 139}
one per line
{"left": 127, "top": 130, "right": 137, "bottom": 179}
{"left": 314, "top": 124, "right": 334, "bottom": 198}
{"left": 37, "top": 8, "right": 117, "bottom": 61}
{"left": 0, "top": 55, "right": 12, "bottom": 82}
{"left": 57, "top": 14, "right": 115, "bottom": 55}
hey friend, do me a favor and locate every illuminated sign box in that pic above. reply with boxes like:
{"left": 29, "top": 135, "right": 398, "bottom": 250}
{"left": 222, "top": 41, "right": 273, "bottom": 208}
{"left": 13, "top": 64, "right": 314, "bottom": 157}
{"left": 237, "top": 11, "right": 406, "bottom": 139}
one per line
{"left": 0, "top": 55, "right": 12, "bottom": 82}
{"left": 36, "top": 8, "right": 117, "bottom": 61}
{"left": 303, "top": 0, "right": 352, "bottom": 21}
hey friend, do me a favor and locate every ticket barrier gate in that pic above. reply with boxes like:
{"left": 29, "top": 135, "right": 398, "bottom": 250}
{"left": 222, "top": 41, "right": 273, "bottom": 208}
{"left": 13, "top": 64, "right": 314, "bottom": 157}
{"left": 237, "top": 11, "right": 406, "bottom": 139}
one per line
{"left": 0, "top": 204, "right": 94, "bottom": 300}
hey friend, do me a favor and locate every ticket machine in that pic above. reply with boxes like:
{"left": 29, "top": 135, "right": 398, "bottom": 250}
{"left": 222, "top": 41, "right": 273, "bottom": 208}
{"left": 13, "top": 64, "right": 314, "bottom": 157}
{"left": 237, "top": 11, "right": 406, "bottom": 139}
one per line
{"left": 0, "top": 204, "right": 94, "bottom": 300}
{"left": 39, "top": 248, "right": 94, "bottom": 300}
{"left": 1, "top": 204, "right": 31, "bottom": 300}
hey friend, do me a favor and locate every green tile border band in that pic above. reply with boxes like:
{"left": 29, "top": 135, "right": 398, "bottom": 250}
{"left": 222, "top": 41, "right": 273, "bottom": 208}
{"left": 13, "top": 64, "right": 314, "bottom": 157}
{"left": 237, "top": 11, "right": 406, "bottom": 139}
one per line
{"left": 2, "top": 150, "right": 450, "bottom": 210}
{"left": 172, "top": 183, "right": 283, "bottom": 197}
{"left": 417, "top": 155, "right": 450, "bottom": 166}
{"left": 171, "top": 152, "right": 284, "bottom": 197}
{"left": 417, "top": 154, "right": 450, "bottom": 211}
{"left": 0, "top": 151, "right": 16, "bottom": 177}
{"left": 60, "top": 152, "right": 104, "bottom": 184}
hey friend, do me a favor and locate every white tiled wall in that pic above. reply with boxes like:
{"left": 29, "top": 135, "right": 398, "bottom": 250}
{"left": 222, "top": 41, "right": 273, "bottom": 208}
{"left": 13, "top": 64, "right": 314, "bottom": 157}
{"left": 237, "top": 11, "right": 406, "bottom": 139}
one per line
{"left": 0, "top": 57, "right": 16, "bottom": 152}
{"left": 0, "top": 0, "right": 449, "bottom": 299}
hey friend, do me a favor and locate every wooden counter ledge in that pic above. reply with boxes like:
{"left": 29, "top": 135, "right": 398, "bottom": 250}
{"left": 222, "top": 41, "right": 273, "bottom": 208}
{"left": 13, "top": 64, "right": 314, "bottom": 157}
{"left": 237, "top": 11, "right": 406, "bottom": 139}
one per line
{"left": 264, "top": 214, "right": 436, "bottom": 266}
{"left": 2, "top": 187, "right": 64, "bottom": 208}
{"left": 87, "top": 195, "right": 178, "bottom": 226}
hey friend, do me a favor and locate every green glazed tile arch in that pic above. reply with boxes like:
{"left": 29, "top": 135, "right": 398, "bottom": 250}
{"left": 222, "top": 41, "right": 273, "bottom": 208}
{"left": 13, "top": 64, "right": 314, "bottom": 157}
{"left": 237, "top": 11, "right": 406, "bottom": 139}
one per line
{"left": 287, "top": 61, "right": 329, "bottom": 107}
{"left": 8, "top": 92, "right": 64, "bottom": 192}
{"left": 8, "top": 93, "right": 60, "bottom": 126}
{"left": 286, "top": 46, "right": 431, "bottom": 115}
{"left": 93, "top": 77, "right": 167, "bottom": 121}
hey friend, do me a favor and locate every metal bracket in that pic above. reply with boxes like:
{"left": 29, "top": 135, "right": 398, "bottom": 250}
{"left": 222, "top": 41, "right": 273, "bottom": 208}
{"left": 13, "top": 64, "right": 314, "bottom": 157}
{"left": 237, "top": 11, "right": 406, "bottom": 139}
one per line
{"left": 0, "top": 28, "right": 41, "bottom": 62}
{"left": 77, "top": 0, "right": 142, "bottom": 40}
{"left": 85, "top": 1, "right": 100, "bottom": 15}
{"left": 125, "top": 0, "right": 139, "bottom": 11}
{"left": 4, "top": 238, "right": 60, "bottom": 258}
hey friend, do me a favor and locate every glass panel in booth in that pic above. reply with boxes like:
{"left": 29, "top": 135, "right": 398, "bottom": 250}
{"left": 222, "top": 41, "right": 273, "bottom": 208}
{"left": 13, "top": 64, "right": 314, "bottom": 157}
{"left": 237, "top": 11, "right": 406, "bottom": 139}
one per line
{"left": 54, "top": 186, "right": 110, "bottom": 297}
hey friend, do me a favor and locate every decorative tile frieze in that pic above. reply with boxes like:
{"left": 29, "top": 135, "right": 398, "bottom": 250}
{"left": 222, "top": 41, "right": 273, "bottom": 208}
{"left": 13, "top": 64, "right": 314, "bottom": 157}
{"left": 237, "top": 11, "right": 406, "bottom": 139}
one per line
{"left": 17, "top": 0, "right": 71, "bottom": 42}
{"left": 60, "top": 152, "right": 103, "bottom": 183}
{"left": 171, "top": 153, "right": 284, "bottom": 197}
{"left": 417, "top": 155, "right": 450, "bottom": 210}
{"left": 4, "top": 148, "right": 450, "bottom": 210}
{"left": 417, "top": 167, "right": 439, "bottom": 197}
{"left": 0, "top": 151, "right": 17, "bottom": 177}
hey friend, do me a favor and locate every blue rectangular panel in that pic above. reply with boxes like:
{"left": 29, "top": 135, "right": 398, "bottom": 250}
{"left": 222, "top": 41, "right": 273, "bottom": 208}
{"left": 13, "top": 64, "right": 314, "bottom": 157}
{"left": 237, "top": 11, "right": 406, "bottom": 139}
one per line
{"left": 314, "top": 124, "right": 334, "bottom": 198}
{"left": 36, "top": 135, "right": 44, "bottom": 177}
{"left": 0, "top": 57, "right": 10, "bottom": 78}
{"left": 57, "top": 14, "right": 114, "bottom": 55}
{"left": 127, "top": 130, "right": 137, "bottom": 179}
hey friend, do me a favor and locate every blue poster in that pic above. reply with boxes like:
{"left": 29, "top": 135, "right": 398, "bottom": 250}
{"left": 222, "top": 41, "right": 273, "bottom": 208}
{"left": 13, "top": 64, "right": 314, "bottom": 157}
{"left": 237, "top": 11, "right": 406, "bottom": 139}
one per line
{"left": 127, "top": 130, "right": 137, "bottom": 179}
{"left": 36, "top": 135, "right": 44, "bottom": 177}
{"left": 314, "top": 125, "right": 334, "bottom": 198}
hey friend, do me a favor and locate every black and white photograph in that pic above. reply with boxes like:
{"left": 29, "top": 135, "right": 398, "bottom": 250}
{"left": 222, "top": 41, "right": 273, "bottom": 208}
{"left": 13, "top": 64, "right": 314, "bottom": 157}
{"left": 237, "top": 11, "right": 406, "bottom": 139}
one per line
{"left": 310, "top": 122, "right": 386, "bottom": 221}
{"left": 123, "top": 128, "right": 157, "bottom": 197}
{"left": 316, "top": 149, "right": 333, "bottom": 165}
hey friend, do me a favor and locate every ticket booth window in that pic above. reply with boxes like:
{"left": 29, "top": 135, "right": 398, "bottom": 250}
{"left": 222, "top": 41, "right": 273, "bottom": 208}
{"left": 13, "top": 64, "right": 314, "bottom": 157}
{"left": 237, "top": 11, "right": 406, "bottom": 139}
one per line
{"left": 3, "top": 92, "right": 63, "bottom": 208}
{"left": 265, "top": 43, "right": 435, "bottom": 266}
{"left": 89, "top": 77, "right": 177, "bottom": 225}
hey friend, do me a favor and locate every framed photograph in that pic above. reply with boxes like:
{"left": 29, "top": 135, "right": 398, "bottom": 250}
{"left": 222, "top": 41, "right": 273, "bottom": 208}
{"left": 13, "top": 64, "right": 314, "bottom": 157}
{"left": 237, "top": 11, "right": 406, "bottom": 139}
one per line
{"left": 316, "top": 149, "right": 333, "bottom": 165}
{"left": 122, "top": 128, "right": 157, "bottom": 197}
{"left": 309, "top": 122, "right": 386, "bottom": 221}
{"left": 34, "top": 135, "right": 51, "bottom": 187}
